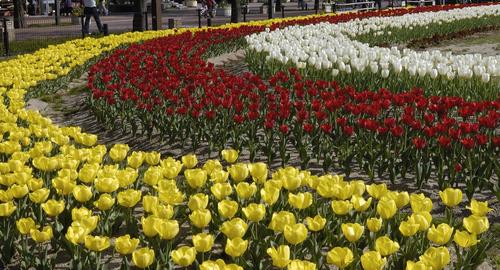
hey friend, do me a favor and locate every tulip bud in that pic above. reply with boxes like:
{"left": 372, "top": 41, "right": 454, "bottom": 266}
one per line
{"left": 439, "top": 188, "right": 462, "bottom": 208}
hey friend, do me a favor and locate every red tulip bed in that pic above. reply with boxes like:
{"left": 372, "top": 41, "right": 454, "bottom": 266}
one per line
{"left": 87, "top": 3, "right": 500, "bottom": 200}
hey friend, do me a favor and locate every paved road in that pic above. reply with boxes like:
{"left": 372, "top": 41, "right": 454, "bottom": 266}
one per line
{"left": 11, "top": 0, "right": 398, "bottom": 40}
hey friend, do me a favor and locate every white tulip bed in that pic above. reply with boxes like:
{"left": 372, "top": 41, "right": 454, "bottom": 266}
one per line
{"left": 245, "top": 5, "right": 500, "bottom": 100}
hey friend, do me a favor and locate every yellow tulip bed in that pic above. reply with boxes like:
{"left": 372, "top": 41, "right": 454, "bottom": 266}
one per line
{"left": 0, "top": 4, "right": 497, "bottom": 270}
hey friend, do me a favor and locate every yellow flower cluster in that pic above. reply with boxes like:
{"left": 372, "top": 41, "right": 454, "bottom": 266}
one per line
{"left": 1, "top": 145, "right": 493, "bottom": 269}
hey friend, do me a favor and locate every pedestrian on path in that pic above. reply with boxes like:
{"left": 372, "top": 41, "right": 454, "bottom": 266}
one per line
{"left": 83, "top": 0, "right": 103, "bottom": 34}
{"left": 98, "top": 0, "right": 108, "bottom": 16}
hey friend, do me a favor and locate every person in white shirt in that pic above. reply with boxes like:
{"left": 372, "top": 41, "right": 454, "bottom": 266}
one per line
{"left": 83, "top": 0, "right": 103, "bottom": 34}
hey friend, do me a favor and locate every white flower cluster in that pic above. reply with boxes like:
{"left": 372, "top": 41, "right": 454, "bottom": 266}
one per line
{"left": 246, "top": 6, "right": 500, "bottom": 82}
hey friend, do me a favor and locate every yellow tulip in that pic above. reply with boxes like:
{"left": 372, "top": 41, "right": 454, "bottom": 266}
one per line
{"left": 235, "top": 182, "right": 257, "bottom": 200}
{"left": 331, "top": 200, "right": 353, "bottom": 215}
{"left": 109, "top": 144, "right": 129, "bottom": 162}
{"left": 115, "top": 234, "right": 140, "bottom": 255}
{"left": 73, "top": 215, "right": 99, "bottom": 233}
{"left": 27, "top": 178, "right": 44, "bottom": 192}
{"left": 117, "top": 189, "right": 142, "bottom": 208}
{"left": 225, "top": 237, "right": 248, "bottom": 257}
{"left": 376, "top": 197, "right": 397, "bottom": 219}
{"left": 71, "top": 207, "right": 92, "bottom": 221}
{"left": 393, "top": 191, "right": 410, "bottom": 209}
{"left": 466, "top": 199, "right": 492, "bottom": 216}
{"left": 351, "top": 180, "right": 366, "bottom": 196}
{"left": 41, "top": 199, "right": 65, "bottom": 217}
{"left": 199, "top": 259, "right": 225, "bottom": 270}
{"left": 93, "top": 193, "right": 115, "bottom": 211}
{"left": 366, "top": 217, "right": 383, "bottom": 233}
{"left": 152, "top": 203, "right": 174, "bottom": 220}
{"left": 281, "top": 173, "right": 302, "bottom": 191}
{"left": 419, "top": 247, "right": 450, "bottom": 270}
{"left": 72, "top": 185, "right": 93, "bottom": 203}
{"left": 463, "top": 215, "right": 489, "bottom": 234}
{"left": 411, "top": 212, "right": 432, "bottom": 231}
{"left": 94, "top": 177, "right": 119, "bottom": 193}
{"left": 405, "top": 260, "right": 431, "bottom": 270}
{"left": 16, "top": 217, "right": 36, "bottom": 234}
{"left": 327, "top": 247, "right": 354, "bottom": 269}
{"left": 159, "top": 188, "right": 184, "bottom": 205}
{"left": 211, "top": 182, "right": 233, "bottom": 200}
{"left": 267, "top": 245, "right": 290, "bottom": 268}
{"left": 127, "top": 151, "right": 145, "bottom": 169}
{"left": 30, "top": 226, "right": 53, "bottom": 243}
{"left": 453, "top": 230, "right": 479, "bottom": 248}
{"left": 361, "top": 251, "right": 386, "bottom": 270}
{"left": 143, "top": 166, "right": 162, "bottom": 186}
{"left": 341, "top": 223, "right": 364, "bottom": 242}
{"left": 438, "top": 188, "right": 462, "bottom": 208}
{"left": 332, "top": 182, "right": 353, "bottom": 200}
{"left": 132, "top": 247, "right": 155, "bottom": 269}
{"left": 181, "top": 154, "right": 198, "bottom": 169}
{"left": 427, "top": 223, "right": 453, "bottom": 245}
{"left": 192, "top": 232, "right": 214, "bottom": 253}
{"left": 218, "top": 199, "right": 239, "bottom": 219}
{"left": 84, "top": 235, "right": 110, "bottom": 252}
{"left": 305, "top": 175, "right": 319, "bottom": 190}
{"left": 171, "top": 246, "right": 197, "bottom": 267}
{"left": 0, "top": 190, "right": 13, "bottom": 202}
{"left": 221, "top": 218, "right": 248, "bottom": 239}
{"left": 188, "top": 193, "right": 209, "bottom": 211}
{"left": 203, "top": 159, "right": 223, "bottom": 176}
{"left": 161, "top": 157, "right": 183, "bottom": 179}
{"left": 287, "top": 260, "right": 316, "bottom": 270}
{"left": 366, "top": 183, "right": 387, "bottom": 199}
{"left": 189, "top": 209, "right": 212, "bottom": 228}
{"left": 375, "top": 236, "right": 400, "bottom": 256}
{"left": 261, "top": 186, "right": 280, "bottom": 205}
{"left": 410, "top": 193, "right": 433, "bottom": 212}
{"left": 221, "top": 149, "right": 239, "bottom": 163}
{"left": 351, "top": 195, "right": 372, "bottom": 212}
{"left": 145, "top": 151, "right": 161, "bottom": 166}
{"left": 210, "top": 169, "right": 230, "bottom": 183}
{"left": 184, "top": 168, "right": 208, "bottom": 188}
{"left": 228, "top": 163, "right": 249, "bottom": 183}
{"left": 248, "top": 162, "right": 268, "bottom": 184}
{"left": 269, "top": 211, "right": 296, "bottom": 232}
{"left": 242, "top": 203, "right": 266, "bottom": 222}
{"left": 141, "top": 216, "right": 159, "bottom": 238}
{"left": 288, "top": 192, "right": 313, "bottom": 209}
{"left": 154, "top": 219, "right": 179, "bottom": 240}
{"left": 305, "top": 215, "right": 326, "bottom": 232}
{"left": 142, "top": 195, "right": 159, "bottom": 213}
{"left": 29, "top": 188, "right": 50, "bottom": 203}
{"left": 9, "top": 184, "right": 29, "bottom": 198}
{"left": 65, "top": 224, "right": 89, "bottom": 245}
{"left": 284, "top": 223, "right": 308, "bottom": 245}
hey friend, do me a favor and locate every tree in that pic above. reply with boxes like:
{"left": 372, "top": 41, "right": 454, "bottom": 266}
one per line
{"left": 13, "top": 0, "right": 26, "bottom": 28}
{"left": 314, "top": 0, "right": 319, "bottom": 12}
{"left": 230, "top": 0, "right": 240, "bottom": 23}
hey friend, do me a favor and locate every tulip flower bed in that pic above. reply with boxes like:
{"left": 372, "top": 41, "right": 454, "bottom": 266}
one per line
{"left": 245, "top": 6, "right": 500, "bottom": 100}
{"left": 0, "top": 2, "right": 498, "bottom": 270}
{"left": 0, "top": 150, "right": 496, "bottom": 270}
{"left": 88, "top": 4, "right": 500, "bottom": 200}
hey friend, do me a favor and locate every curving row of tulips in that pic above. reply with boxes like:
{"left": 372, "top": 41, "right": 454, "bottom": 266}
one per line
{"left": 0, "top": 2, "right": 497, "bottom": 270}
{"left": 88, "top": 4, "right": 500, "bottom": 200}
{"left": 0, "top": 149, "right": 495, "bottom": 269}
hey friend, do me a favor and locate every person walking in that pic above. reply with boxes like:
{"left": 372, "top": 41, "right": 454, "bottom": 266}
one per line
{"left": 98, "top": 0, "right": 108, "bottom": 16}
{"left": 83, "top": 0, "right": 103, "bottom": 34}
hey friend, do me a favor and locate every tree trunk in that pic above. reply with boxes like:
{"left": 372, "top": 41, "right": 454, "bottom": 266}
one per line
{"left": 314, "top": 0, "right": 319, "bottom": 12}
{"left": 13, "top": 0, "right": 26, "bottom": 28}
{"left": 275, "top": 0, "right": 281, "bottom": 12}
{"left": 230, "top": 0, "right": 240, "bottom": 23}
